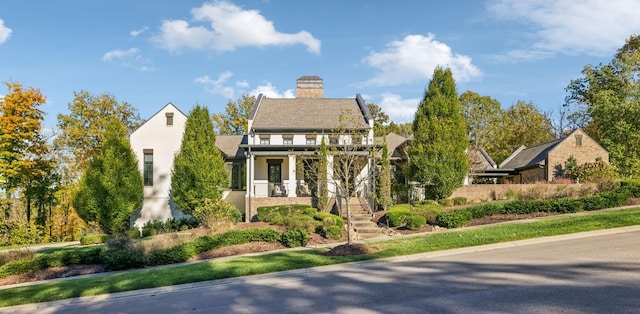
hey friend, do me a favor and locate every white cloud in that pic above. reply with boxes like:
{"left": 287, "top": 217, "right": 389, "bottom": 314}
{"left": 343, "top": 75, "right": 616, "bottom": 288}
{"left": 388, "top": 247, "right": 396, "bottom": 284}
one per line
{"left": 102, "top": 48, "right": 154, "bottom": 71}
{"left": 361, "top": 34, "right": 481, "bottom": 87}
{"left": 152, "top": 1, "right": 321, "bottom": 54}
{"left": 195, "top": 71, "right": 294, "bottom": 99}
{"left": 0, "top": 19, "right": 12, "bottom": 44}
{"left": 378, "top": 92, "right": 419, "bottom": 123}
{"left": 130, "top": 27, "right": 149, "bottom": 37}
{"left": 487, "top": 0, "right": 640, "bottom": 60}
{"left": 195, "top": 71, "right": 237, "bottom": 99}
{"left": 249, "top": 82, "right": 295, "bottom": 98}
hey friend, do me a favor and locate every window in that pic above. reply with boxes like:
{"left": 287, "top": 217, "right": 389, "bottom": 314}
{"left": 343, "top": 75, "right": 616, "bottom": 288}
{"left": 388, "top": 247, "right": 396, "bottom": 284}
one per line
{"left": 228, "top": 162, "right": 245, "bottom": 190}
{"left": 282, "top": 134, "right": 293, "bottom": 145}
{"left": 575, "top": 135, "right": 583, "bottom": 147}
{"left": 306, "top": 134, "right": 316, "bottom": 145}
{"left": 329, "top": 135, "right": 339, "bottom": 145}
{"left": 143, "top": 149, "right": 153, "bottom": 186}
{"left": 260, "top": 134, "right": 270, "bottom": 145}
{"left": 165, "top": 112, "right": 174, "bottom": 126}
{"left": 352, "top": 134, "right": 362, "bottom": 145}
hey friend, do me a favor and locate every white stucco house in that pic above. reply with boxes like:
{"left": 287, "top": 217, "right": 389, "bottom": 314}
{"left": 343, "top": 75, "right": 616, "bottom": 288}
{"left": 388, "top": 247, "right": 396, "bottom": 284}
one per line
{"left": 129, "top": 103, "right": 188, "bottom": 227}
{"left": 131, "top": 76, "right": 376, "bottom": 226}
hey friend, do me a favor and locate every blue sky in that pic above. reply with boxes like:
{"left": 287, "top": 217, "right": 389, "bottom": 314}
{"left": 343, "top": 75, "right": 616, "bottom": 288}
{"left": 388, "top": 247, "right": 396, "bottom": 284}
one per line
{"left": 2, "top": 0, "right": 640, "bottom": 130}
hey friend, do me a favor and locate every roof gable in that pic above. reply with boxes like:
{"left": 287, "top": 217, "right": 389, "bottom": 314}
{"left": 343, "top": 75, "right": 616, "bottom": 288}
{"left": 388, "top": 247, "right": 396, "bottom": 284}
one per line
{"left": 499, "top": 138, "right": 562, "bottom": 170}
{"left": 131, "top": 102, "right": 187, "bottom": 135}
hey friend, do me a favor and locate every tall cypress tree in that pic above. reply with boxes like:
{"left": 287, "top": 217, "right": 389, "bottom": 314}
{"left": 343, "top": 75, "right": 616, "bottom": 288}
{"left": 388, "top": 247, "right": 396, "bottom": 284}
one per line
{"left": 74, "top": 118, "right": 143, "bottom": 234}
{"left": 171, "top": 105, "right": 228, "bottom": 215}
{"left": 377, "top": 138, "right": 392, "bottom": 210}
{"left": 407, "top": 67, "right": 469, "bottom": 200}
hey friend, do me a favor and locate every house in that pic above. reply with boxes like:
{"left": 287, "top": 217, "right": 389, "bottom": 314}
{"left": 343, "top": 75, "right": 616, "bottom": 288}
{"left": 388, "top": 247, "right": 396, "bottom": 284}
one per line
{"left": 129, "top": 103, "right": 188, "bottom": 227}
{"left": 498, "top": 129, "right": 609, "bottom": 183}
{"left": 131, "top": 76, "right": 376, "bottom": 225}
{"left": 242, "top": 76, "right": 375, "bottom": 221}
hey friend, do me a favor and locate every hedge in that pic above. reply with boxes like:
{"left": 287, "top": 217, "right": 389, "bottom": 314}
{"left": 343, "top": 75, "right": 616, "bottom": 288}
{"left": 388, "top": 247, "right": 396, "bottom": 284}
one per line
{"left": 434, "top": 181, "right": 640, "bottom": 228}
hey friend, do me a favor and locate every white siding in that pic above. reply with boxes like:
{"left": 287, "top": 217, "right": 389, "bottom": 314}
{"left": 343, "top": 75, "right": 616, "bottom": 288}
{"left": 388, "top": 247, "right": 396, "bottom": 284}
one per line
{"left": 130, "top": 103, "right": 187, "bottom": 227}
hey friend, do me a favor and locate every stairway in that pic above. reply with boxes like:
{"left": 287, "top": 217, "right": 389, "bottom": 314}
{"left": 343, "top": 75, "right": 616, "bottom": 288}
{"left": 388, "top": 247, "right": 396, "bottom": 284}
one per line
{"left": 342, "top": 198, "right": 380, "bottom": 239}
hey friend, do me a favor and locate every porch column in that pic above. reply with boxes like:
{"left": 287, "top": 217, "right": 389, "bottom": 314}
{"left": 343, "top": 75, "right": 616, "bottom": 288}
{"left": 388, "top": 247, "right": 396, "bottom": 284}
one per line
{"left": 288, "top": 154, "right": 297, "bottom": 197}
{"left": 327, "top": 154, "right": 335, "bottom": 196}
{"left": 245, "top": 154, "right": 255, "bottom": 222}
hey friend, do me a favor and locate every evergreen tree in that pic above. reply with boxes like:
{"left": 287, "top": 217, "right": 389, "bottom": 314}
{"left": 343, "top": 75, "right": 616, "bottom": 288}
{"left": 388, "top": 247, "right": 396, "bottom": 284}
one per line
{"left": 73, "top": 118, "right": 142, "bottom": 234}
{"left": 377, "top": 138, "right": 392, "bottom": 210}
{"left": 171, "top": 105, "right": 228, "bottom": 215}
{"left": 407, "top": 67, "right": 469, "bottom": 200}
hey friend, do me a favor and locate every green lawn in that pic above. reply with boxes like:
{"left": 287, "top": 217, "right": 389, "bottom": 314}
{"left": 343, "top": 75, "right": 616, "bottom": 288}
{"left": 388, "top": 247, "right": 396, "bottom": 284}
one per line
{"left": 1, "top": 207, "right": 639, "bottom": 307}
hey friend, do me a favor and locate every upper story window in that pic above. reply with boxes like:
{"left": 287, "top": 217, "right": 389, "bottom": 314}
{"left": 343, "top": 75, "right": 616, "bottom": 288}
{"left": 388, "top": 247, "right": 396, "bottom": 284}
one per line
{"left": 306, "top": 134, "right": 316, "bottom": 145}
{"left": 352, "top": 134, "right": 363, "bottom": 145}
{"left": 165, "top": 112, "right": 174, "bottom": 126}
{"left": 575, "top": 135, "right": 583, "bottom": 147}
{"left": 260, "top": 134, "right": 270, "bottom": 145}
{"left": 143, "top": 149, "right": 153, "bottom": 186}
{"left": 282, "top": 134, "right": 293, "bottom": 145}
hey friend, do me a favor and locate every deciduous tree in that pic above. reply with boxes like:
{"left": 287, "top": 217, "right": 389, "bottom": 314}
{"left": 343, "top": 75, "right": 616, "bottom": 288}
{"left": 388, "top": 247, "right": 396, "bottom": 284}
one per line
{"left": 172, "top": 105, "right": 228, "bottom": 216}
{"left": 407, "top": 67, "right": 469, "bottom": 200}
{"left": 0, "top": 81, "right": 51, "bottom": 218}
{"left": 376, "top": 138, "right": 392, "bottom": 210}
{"left": 459, "top": 90, "right": 502, "bottom": 150}
{"left": 489, "top": 101, "right": 555, "bottom": 164}
{"left": 212, "top": 94, "right": 254, "bottom": 135}
{"left": 55, "top": 90, "right": 141, "bottom": 176}
{"left": 566, "top": 35, "right": 640, "bottom": 177}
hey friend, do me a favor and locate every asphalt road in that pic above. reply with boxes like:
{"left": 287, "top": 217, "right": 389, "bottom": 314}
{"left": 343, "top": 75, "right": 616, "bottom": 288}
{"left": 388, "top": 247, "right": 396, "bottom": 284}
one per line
{"left": 3, "top": 227, "right": 640, "bottom": 314}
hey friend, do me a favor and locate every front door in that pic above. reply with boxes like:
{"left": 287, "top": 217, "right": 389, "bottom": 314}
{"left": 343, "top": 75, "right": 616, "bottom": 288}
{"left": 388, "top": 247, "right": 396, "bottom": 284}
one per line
{"left": 267, "top": 159, "right": 283, "bottom": 196}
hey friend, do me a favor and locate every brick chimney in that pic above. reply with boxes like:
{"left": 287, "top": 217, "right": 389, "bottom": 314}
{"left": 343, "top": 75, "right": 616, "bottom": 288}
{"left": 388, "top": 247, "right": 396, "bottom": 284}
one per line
{"left": 296, "top": 75, "right": 323, "bottom": 98}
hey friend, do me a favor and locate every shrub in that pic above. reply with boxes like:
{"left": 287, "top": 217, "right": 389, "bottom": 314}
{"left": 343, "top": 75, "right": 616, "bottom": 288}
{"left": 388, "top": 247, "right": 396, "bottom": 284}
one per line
{"left": 452, "top": 197, "right": 467, "bottom": 206}
{"left": 280, "top": 229, "right": 309, "bottom": 248}
{"left": 193, "top": 199, "right": 242, "bottom": 230}
{"left": 313, "top": 212, "right": 344, "bottom": 227}
{"left": 439, "top": 199, "right": 454, "bottom": 206}
{"left": 435, "top": 210, "right": 472, "bottom": 228}
{"left": 100, "top": 237, "right": 145, "bottom": 270}
{"left": 0, "top": 249, "right": 35, "bottom": 266}
{"left": 285, "top": 215, "right": 321, "bottom": 234}
{"left": 384, "top": 206, "right": 412, "bottom": 227}
{"left": 505, "top": 189, "right": 518, "bottom": 200}
{"left": 410, "top": 203, "right": 442, "bottom": 224}
{"left": 324, "top": 225, "right": 343, "bottom": 240}
{"left": 406, "top": 215, "right": 426, "bottom": 231}
{"left": 80, "top": 234, "right": 109, "bottom": 245}
{"left": 257, "top": 204, "right": 311, "bottom": 222}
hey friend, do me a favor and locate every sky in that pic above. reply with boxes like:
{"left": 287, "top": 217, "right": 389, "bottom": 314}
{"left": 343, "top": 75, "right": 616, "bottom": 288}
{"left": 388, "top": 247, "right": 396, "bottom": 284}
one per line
{"left": 2, "top": 0, "right": 640, "bottom": 130}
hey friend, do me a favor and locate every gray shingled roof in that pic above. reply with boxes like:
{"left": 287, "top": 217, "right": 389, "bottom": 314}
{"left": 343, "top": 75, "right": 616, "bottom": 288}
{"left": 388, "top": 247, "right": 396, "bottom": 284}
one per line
{"left": 251, "top": 97, "right": 370, "bottom": 131}
{"left": 375, "top": 132, "right": 410, "bottom": 160}
{"left": 500, "top": 138, "right": 562, "bottom": 170}
{"left": 215, "top": 135, "right": 246, "bottom": 158}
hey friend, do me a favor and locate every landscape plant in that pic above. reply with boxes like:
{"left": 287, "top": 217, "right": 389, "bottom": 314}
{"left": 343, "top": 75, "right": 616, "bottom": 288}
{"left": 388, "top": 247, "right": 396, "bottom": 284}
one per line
{"left": 3, "top": 207, "right": 640, "bottom": 307}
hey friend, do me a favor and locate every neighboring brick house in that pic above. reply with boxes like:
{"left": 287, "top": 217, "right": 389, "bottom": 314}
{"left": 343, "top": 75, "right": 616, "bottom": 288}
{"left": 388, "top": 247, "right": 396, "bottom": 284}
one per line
{"left": 498, "top": 129, "right": 609, "bottom": 183}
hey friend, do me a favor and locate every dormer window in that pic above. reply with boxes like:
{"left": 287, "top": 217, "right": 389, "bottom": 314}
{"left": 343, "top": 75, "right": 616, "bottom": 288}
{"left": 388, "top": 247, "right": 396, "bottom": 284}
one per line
{"left": 306, "top": 134, "right": 316, "bottom": 145}
{"left": 165, "top": 112, "right": 174, "bottom": 126}
{"left": 260, "top": 134, "right": 270, "bottom": 145}
{"left": 282, "top": 134, "right": 293, "bottom": 145}
{"left": 329, "top": 135, "right": 339, "bottom": 145}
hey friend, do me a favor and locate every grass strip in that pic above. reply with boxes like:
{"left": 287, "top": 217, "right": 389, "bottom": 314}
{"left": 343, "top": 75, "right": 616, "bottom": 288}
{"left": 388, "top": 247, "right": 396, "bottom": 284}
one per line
{"left": 1, "top": 207, "right": 639, "bottom": 307}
